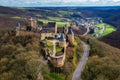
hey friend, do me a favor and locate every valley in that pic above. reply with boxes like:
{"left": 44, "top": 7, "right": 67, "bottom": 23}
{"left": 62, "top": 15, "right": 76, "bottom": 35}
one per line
{"left": 0, "top": 6, "right": 120, "bottom": 80}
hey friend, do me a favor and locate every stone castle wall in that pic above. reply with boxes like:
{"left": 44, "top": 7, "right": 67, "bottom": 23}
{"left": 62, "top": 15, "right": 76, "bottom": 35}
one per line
{"left": 67, "top": 34, "right": 74, "bottom": 45}
{"left": 40, "top": 33, "right": 55, "bottom": 40}
{"left": 49, "top": 53, "right": 66, "bottom": 67}
{"left": 59, "top": 41, "right": 66, "bottom": 48}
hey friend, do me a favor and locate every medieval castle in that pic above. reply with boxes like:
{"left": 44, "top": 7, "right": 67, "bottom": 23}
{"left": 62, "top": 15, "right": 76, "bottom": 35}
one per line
{"left": 15, "top": 17, "right": 75, "bottom": 67}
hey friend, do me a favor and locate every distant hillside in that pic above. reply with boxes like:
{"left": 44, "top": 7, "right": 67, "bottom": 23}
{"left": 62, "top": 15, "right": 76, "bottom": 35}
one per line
{"left": 104, "top": 14, "right": 120, "bottom": 28}
{"left": 0, "top": 6, "right": 32, "bottom": 29}
{"left": 81, "top": 8, "right": 120, "bottom": 27}
{"left": 1, "top": 6, "right": 120, "bottom": 28}
{"left": 0, "top": 16, "right": 28, "bottom": 30}
{"left": 0, "top": 6, "right": 27, "bottom": 16}
{"left": 99, "top": 29, "right": 120, "bottom": 49}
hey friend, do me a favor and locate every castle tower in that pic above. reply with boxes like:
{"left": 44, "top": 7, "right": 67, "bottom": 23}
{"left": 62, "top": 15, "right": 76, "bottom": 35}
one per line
{"left": 59, "top": 34, "right": 66, "bottom": 48}
{"left": 16, "top": 23, "right": 20, "bottom": 36}
{"left": 28, "top": 17, "right": 37, "bottom": 31}
{"left": 48, "top": 22, "right": 57, "bottom": 34}
{"left": 67, "top": 27, "right": 74, "bottom": 45}
{"left": 28, "top": 17, "right": 34, "bottom": 27}
{"left": 55, "top": 22, "right": 57, "bottom": 34}
{"left": 63, "top": 24, "right": 68, "bottom": 34}
{"left": 34, "top": 19, "right": 38, "bottom": 29}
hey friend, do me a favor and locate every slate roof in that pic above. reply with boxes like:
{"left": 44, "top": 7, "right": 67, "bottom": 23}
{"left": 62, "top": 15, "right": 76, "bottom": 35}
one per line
{"left": 56, "top": 33, "right": 61, "bottom": 38}
{"left": 68, "top": 27, "right": 74, "bottom": 34}
{"left": 48, "top": 22, "right": 56, "bottom": 28}
{"left": 59, "top": 34, "right": 66, "bottom": 41}
{"left": 40, "top": 28, "right": 51, "bottom": 33}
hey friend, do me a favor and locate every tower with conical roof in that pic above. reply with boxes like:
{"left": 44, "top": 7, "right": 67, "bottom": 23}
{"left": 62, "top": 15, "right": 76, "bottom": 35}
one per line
{"left": 16, "top": 23, "right": 20, "bottom": 36}
{"left": 63, "top": 24, "right": 68, "bottom": 34}
{"left": 67, "top": 27, "right": 74, "bottom": 45}
{"left": 59, "top": 34, "right": 66, "bottom": 47}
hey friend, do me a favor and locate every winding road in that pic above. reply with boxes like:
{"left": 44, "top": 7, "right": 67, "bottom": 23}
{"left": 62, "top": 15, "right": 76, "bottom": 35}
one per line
{"left": 83, "top": 25, "right": 90, "bottom": 36}
{"left": 72, "top": 22, "right": 90, "bottom": 80}
{"left": 72, "top": 41, "right": 89, "bottom": 80}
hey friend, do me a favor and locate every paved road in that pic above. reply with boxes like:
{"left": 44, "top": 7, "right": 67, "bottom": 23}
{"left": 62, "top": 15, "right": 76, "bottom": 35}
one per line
{"left": 72, "top": 41, "right": 89, "bottom": 80}
{"left": 83, "top": 25, "right": 90, "bottom": 36}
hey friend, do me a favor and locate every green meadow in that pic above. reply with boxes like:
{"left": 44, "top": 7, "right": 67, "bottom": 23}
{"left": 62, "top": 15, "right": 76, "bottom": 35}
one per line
{"left": 38, "top": 18, "right": 70, "bottom": 27}
{"left": 11, "top": 16, "right": 21, "bottom": 19}
{"left": 94, "top": 23, "right": 116, "bottom": 37}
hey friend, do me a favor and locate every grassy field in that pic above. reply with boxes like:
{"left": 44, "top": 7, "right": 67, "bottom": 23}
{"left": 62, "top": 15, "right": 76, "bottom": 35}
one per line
{"left": 56, "top": 44, "right": 63, "bottom": 52}
{"left": 48, "top": 17, "right": 67, "bottom": 21}
{"left": 57, "top": 11, "right": 73, "bottom": 17}
{"left": 94, "top": 23, "right": 116, "bottom": 37}
{"left": 73, "top": 40, "right": 78, "bottom": 66}
{"left": 11, "top": 16, "right": 21, "bottom": 19}
{"left": 38, "top": 19, "right": 70, "bottom": 27}
{"left": 49, "top": 73, "right": 64, "bottom": 80}
{"left": 47, "top": 41, "right": 53, "bottom": 52}
{"left": 43, "top": 40, "right": 63, "bottom": 53}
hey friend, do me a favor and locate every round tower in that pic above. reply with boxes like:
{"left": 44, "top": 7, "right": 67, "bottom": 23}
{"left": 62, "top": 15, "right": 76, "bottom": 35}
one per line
{"left": 16, "top": 23, "right": 20, "bottom": 36}
{"left": 59, "top": 34, "right": 66, "bottom": 48}
{"left": 67, "top": 27, "right": 74, "bottom": 45}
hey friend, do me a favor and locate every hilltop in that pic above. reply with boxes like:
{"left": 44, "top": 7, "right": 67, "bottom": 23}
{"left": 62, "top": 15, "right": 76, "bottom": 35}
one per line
{"left": 0, "top": 29, "right": 120, "bottom": 80}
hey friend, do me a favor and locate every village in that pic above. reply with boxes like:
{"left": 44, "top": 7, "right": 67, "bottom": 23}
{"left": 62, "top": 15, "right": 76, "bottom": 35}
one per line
{"left": 72, "top": 17, "right": 107, "bottom": 38}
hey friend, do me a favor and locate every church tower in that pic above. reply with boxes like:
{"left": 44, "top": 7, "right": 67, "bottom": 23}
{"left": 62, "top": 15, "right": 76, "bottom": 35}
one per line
{"left": 67, "top": 27, "right": 74, "bottom": 45}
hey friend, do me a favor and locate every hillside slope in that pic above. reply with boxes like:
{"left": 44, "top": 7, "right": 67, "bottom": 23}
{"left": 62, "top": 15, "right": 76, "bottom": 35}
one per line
{"left": 0, "top": 6, "right": 31, "bottom": 29}
{"left": 104, "top": 14, "right": 120, "bottom": 28}
{"left": 79, "top": 36, "right": 120, "bottom": 80}
{"left": 99, "top": 29, "right": 120, "bottom": 49}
